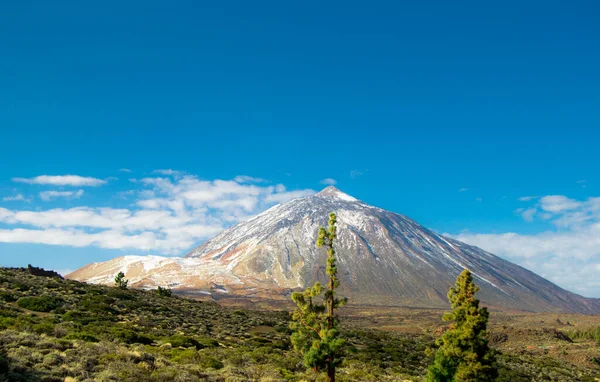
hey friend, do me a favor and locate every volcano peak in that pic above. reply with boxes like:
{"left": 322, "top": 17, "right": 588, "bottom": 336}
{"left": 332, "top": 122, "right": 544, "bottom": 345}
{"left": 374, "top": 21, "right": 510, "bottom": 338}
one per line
{"left": 315, "top": 186, "right": 358, "bottom": 202}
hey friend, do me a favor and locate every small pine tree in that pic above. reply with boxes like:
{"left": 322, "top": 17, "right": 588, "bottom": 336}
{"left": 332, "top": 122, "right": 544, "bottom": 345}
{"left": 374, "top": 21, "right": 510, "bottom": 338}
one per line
{"left": 114, "top": 271, "right": 128, "bottom": 290}
{"left": 156, "top": 286, "right": 172, "bottom": 297}
{"left": 290, "top": 212, "right": 347, "bottom": 382}
{"left": 427, "top": 269, "right": 498, "bottom": 382}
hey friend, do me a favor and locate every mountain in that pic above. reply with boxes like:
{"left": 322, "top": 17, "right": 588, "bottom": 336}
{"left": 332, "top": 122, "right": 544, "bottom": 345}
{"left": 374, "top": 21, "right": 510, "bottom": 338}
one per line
{"left": 67, "top": 187, "right": 600, "bottom": 313}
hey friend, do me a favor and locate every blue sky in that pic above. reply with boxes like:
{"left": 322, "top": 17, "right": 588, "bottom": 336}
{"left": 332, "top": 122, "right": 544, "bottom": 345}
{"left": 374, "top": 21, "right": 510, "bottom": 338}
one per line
{"left": 1, "top": 1, "right": 599, "bottom": 296}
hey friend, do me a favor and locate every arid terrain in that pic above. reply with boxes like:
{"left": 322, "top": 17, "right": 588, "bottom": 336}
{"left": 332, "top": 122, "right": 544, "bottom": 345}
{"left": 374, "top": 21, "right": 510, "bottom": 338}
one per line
{"left": 343, "top": 306, "right": 600, "bottom": 371}
{"left": 190, "top": 292, "right": 600, "bottom": 378}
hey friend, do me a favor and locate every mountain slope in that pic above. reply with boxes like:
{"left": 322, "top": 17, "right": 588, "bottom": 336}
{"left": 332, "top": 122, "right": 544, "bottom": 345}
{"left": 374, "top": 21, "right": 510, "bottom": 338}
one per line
{"left": 68, "top": 187, "right": 600, "bottom": 313}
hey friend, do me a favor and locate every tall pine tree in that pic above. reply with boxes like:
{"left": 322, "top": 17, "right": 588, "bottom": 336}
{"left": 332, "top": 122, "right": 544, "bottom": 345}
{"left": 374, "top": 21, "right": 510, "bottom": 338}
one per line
{"left": 290, "top": 212, "right": 347, "bottom": 382}
{"left": 427, "top": 269, "right": 498, "bottom": 382}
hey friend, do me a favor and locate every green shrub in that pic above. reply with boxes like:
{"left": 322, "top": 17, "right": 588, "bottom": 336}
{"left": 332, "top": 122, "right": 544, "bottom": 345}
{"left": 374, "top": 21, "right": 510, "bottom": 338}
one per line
{"left": 0, "top": 307, "right": 18, "bottom": 318}
{"left": 198, "top": 355, "right": 224, "bottom": 370}
{"left": 80, "top": 295, "right": 116, "bottom": 314}
{"left": 32, "top": 322, "right": 55, "bottom": 335}
{"left": 10, "top": 282, "right": 29, "bottom": 292}
{"left": 0, "top": 354, "right": 8, "bottom": 374}
{"left": 13, "top": 315, "right": 36, "bottom": 331}
{"left": 62, "top": 310, "right": 115, "bottom": 325}
{"left": 42, "top": 352, "right": 63, "bottom": 366}
{"left": 109, "top": 328, "right": 153, "bottom": 345}
{"left": 16, "top": 296, "right": 62, "bottom": 312}
{"left": 62, "top": 310, "right": 93, "bottom": 324}
{"left": 156, "top": 286, "right": 172, "bottom": 297}
{"left": 107, "top": 289, "right": 135, "bottom": 300}
{"left": 0, "top": 317, "right": 15, "bottom": 330}
{"left": 166, "top": 335, "right": 204, "bottom": 349}
{"left": 63, "top": 332, "right": 100, "bottom": 342}
{"left": 70, "top": 287, "right": 87, "bottom": 295}
{"left": 198, "top": 337, "right": 220, "bottom": 348}
{"left": 569, "top": 327, "right": 600, "bottom": 344}
{"left": 84, "top": 294, "right": 115, "bottom": 305}
{"left": 0, "top": 291, "right": 17, "bottom": 302}
{"left": 272, "top": 339, "right": 291, "bottom": 350}
{"left": 169, "top": 348, "right": 199, "bottom": 363}
{"left": 45, "top": 281, "right": 62, "bottom": 289}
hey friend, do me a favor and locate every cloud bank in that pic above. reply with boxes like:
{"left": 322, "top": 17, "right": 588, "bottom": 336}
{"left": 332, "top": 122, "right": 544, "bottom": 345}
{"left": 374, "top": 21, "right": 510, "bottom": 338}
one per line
{"left": 39, "top": 190, "right": 84, "bottom": 201}
{"left": 454, "top": 195, "right": 600, "bottom": 297}
{"left": 13, "top": 175, "right": 107, "bottom": 187}
{"left": 2, "top": 194, "right": 25, "bottom": 202}
{"left": 0, "top": 173, "right": 315, "bottom": 255}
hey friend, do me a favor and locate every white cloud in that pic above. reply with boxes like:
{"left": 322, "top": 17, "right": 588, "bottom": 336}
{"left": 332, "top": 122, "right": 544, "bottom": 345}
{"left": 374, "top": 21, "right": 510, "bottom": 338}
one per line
{"left": 552, "top": 197, "right": 600, "bottom": 228}
{"left": 13, "top": 175, "right": 106, "bottom": 187}
{"left": 454, "top": 228, "right": 600, "bottom": 297}
{"left": 539, "top": 195, "right": 581, "bottom": 213}
{"left": 39, "top": 190, "right": 84, "bottom": 201}
{"left": 265, "top": 189, "right": 315, "bottom": 204}
{"left": 350, "top": 170, "right": 364, "bottom": 179}
{"left": 452, "top": 194, "right": 600, "bottom": 297}
{"left": 233, "top": 175, "right": 267, "bottom": 183}
{"left": 1, "top": 207, "right": 189, "bottom": 232}
{"left": 458, "top": 188, "right": 469, "bottom": 192}
{"left": 116, "top": 190, "right": 136, "bottom": 199}
{"left": 152, "top": 169, "right": 183, "bottom": 176}
{"left": 0, "top": 228, "right": 158, "bottom": 251}
{"left": 0, "top": 174, "right": 314, "bottom": 255}
{"left": 118, "top": 168, "right": 132, "bottom": 173}
{"left": 518, "top": 196, "right": 538, "bottom": 202}
{"left": 521, "top": 207, "right": 537, "bottom": 222}
{"left": 475, "top": 197, "right": 483, "bottom": 202}
{"left": 2, "top": 194, "right": 25, "bottom": 202}
{"left": 320, "top": 178, "right": 337, "bottom": 186}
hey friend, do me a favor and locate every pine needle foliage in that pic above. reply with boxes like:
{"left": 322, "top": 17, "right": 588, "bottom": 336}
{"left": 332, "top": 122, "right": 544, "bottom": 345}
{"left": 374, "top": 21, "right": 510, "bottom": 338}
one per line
{"left": 114, "top": 271, "right": 128, "bottom": 290}
{"left": 426, "top": 269, "right": 498, "bottom": 382}
{"left": 156, "top": 286, "right": 172, "bottom": 297}
{"left": 290, "top": 212, "right": 347, "bottom": 382}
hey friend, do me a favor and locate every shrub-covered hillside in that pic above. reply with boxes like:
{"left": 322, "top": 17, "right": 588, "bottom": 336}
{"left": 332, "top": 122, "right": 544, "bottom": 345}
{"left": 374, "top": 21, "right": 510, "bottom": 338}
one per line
{"left": 0, "top": 267, "right": 599, "bottom": 381}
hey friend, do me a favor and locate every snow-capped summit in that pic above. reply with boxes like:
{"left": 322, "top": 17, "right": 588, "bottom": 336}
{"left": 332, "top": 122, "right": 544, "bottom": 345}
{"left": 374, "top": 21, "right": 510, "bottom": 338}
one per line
{"left": 315, "top": 186, "right": 359, "bottom": 202}
{"left": 68, "top": 187, "right": 600, "bottom": 313}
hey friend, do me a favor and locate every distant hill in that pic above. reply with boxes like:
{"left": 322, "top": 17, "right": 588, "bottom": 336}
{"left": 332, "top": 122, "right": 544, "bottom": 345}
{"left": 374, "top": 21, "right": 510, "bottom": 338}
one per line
{"left": 69, "top": 187, "right": 600, "bottom": 313}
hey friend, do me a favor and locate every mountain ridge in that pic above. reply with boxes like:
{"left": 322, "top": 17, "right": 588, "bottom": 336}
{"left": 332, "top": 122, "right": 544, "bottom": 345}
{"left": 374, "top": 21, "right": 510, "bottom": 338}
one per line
{"left": 68, "top": 187, "right": 600, "bottom": 313}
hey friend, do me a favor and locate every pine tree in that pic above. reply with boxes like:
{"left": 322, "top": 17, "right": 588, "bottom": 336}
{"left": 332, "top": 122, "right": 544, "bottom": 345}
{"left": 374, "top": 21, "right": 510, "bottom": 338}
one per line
{"left": 156, "top": 286, "right": 172, "bottom": 297}
{"left": 114, "top": 271, "right": 128, "bottom": 290}
{"left": 427, "top": 269, "right": 498, "bottom": 382}
{"left": 290, "top": 212, "right": 347, "bottom": 382}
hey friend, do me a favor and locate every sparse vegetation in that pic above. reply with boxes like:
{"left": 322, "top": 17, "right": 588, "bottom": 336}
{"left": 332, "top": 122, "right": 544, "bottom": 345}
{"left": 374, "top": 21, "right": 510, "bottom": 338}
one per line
{"left": 569, "top": 327, "right": 600, "bottom": 344}
{"left": 0, "top": 266, "right": 598, "bottom": 381}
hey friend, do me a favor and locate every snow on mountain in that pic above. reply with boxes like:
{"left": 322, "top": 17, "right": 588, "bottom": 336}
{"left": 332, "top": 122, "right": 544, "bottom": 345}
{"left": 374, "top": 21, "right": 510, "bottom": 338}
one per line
{"left": 68, "top": 186, "right": 600, "bottom": 313}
